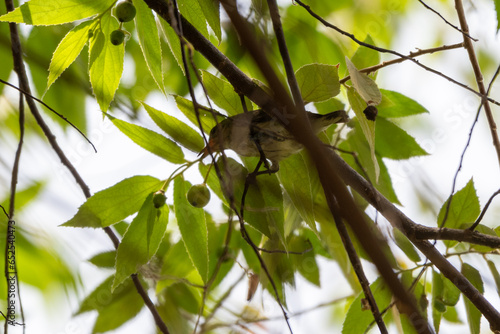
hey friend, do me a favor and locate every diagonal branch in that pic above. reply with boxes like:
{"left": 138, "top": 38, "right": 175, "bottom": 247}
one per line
{"left": 454, "top": 0, "right": 500, "bottom": 166}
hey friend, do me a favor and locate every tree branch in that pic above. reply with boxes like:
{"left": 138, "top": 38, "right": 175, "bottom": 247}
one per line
{"left": 454, "top": 0, "right": 500, "bottom": 166}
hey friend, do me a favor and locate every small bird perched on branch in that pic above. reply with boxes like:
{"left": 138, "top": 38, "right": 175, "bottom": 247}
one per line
{"left": 201, "top": 109, "right": 349, "bottom": 172}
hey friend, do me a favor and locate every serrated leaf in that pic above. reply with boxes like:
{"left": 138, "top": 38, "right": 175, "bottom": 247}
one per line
{"left": 486, "top": 259, "right": 500, "bottom": 299}
{"left": 132, "top": 0, "right": 164, "bottom": 93}
{"left": 295, "top": 63, "right": 340, "bottom": 103}
{"left": 76, "top": 275, "right": 143, "bottom": 333}
{"left": 0, "top": 0, "right": 115, "bottom": 25}
{"left": 174, "top": 95, "right": 225, "bottom": 133}
{"left": 378, "top": 89, "right": 429, "bottom": 118}
{"left": 345, "top": 57, "right": 382, "bottom": 105}
{"left": 89, "top": 11, "right": 124, "bottom": 112}
{"left": 173, "top": 176, "right": 209, "bottom": 283}
{"left": 442, "top": 276, "right": 461, "bottom": 306}
{"left": 178, "top": 0, "right": 208, "bottom": 38}
{"left": 437, "top": 178, "right": 480, "bottom": 233}
{"left": 111, "top": 117, "right": 185, "bottom": 164}
{"left": 393, "top": 228, "right": 421, "bottom": 262}
{"left": 342, "top": 278, "right": 392, "bottom": 334}
{"left": 351, "top": 35, "right": 380, "bottom": 74}
{"left": 432, "top": 270, "right": 444, "bottom": 333}
{"left": 277, "top": 152, "right": 316, "bottom": 232}
{"left": 62, "top": 176, "right": 163, "bottom": 228}
{"left": 375, "top": 117, "right": 428, "bottom": 160}
{"left": 77, "top": 275, "right": 142, "bottom": 315}
{"left": 88, "top": 251, "right": 116, "bottom": 268}
{"left": 198, "top": 0, "right": 221, "bottom": 41}
{"left": 158, "top": 17, "right": 184, "bottom": 73}
{"left": 113, "top": 193, "right": 169, "bottom": 290}
{"left": 201, "top": 70, "right": 251, "bottom": 116}
{"left": 462, "top": 263, "right": 483, "bottom": 334}
{"left": 347, "top": 87, "right": 379, "bottom": 181}
{"left": 142, "top": 102, "right": 205, "bottom": 153}
{"left": 46, "top": 19, "right": 94, "bottom": 91}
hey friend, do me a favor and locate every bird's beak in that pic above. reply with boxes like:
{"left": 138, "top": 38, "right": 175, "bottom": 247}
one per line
{"left": 198, "top": 138, "right": 215, "bottom": 159}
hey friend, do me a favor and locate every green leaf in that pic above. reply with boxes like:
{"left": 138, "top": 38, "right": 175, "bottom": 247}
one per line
{"left": 345, "top": 56, "right": 382, "bottom": 105}
{"left": 0, "top": 0, "right": 115, "bottom": 25}
{"left": 201, "top": 70, "right": 251, "bottom": 116}
{"left": 393, "top": 228, "right": 421, "bottom": 262}
{"left": 132, "top": 0, "right": 164, "bottom": 93}
{"left": 342, "top": 278, "right": 392, "bottom": 334}
{"left": 277, "top": 152, "right": 317, "bottom": 232}
{"left": 375, "top": 117, "right": 428, "bottom": 160}
{"left": 347, "top": 87, "right": 379, "bottom": 181}
{"left": 142, "top": 102, "right": 205, "bottom": 153}
{"left": 77, "top": 275, "right": 143, "bottom": 332}
{"left": 295, "top": 63, "right": 340, "bottom": 103}
{"left": 178, "top": 0, "right": 208, "bottom": 38}
{"left": 158, "top": 17, "right": 184, "bottom": 73}
{"left": 351, "top": 35, "right": 380, "bottom": 74}
{"left": 113, "top": 193, "right": 169, "bottom": 290}
{"left": 111, "top": 117, "right": 185, "bottom": 164}
{"left": 160, "top": 240, "right": 195, "bottom": 284}
{"left": 437, "top": 178, "right": 480, "bottom": 233}
{"left": 378, "top": 89, "right": 429, "bottom": 118}
{"left": 46, "top": 19, "right": 94, "bottom": 91}
{"left": 173, "top": 176, "right": 209, "bottom": 283}
{"left": 462, "top": 263, "right": 483, "bottom": 334}
{"left": 432, "top": 270, "right": 444, "bottom": 332}
{"left": 442, "top": 276, "right": 461, "bottom": 306}
{"left": 198, "top": 0, "right": 221, "bottom": 41}
{"left": 88, "top": 251, "right": 116, "bottom": 268}
{"left": 174, "top": 95, "right": 225, "bottom": 133}
{"left": 62, "top": 175, "right": 163, "bottom": 228}
{"left": 487, "top": 259, "right": 500, "bottom": 299}
{"left": 89, "top": 11, "right": 124, "bottom": 112}
{"left": 290, "top": 235, "right": 320, "bottom": 286}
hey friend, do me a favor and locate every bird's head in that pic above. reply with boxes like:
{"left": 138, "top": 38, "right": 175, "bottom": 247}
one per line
{"left": 199, "top": 120, "right": 230, "bottom": 158}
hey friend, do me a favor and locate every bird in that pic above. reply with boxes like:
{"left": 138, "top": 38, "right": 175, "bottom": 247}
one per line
{"left": 200, "top": 109, "right": 349, "bottom": 172}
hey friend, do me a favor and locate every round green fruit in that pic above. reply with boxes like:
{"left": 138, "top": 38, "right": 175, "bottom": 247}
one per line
{"left": 187, "top": 184, "right": 211, "bottom": 208}
{"left": 110, "top": 29, "right": 125, "bottom": 45}
{"left": 153, "top": 190, "right": 167, "bottom": 208}
{"left": 115, "top": 1, "right": 136, "bottom": 22}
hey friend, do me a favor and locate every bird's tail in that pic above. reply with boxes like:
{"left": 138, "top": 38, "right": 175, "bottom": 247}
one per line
{"left": 310, "top": 110, "right": 349, "bottom": 132}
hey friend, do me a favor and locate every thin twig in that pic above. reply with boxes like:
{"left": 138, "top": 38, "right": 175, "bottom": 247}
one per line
{"left": 266, "top": 0, "right": 304, "bottom": 108}
{"left": 328, "top": 195, "right": 388, "bottom": 334}
{"left": 339, "top": 43, "right": 464, "bottom": 84}
{"left": 470, "top": 189, "right": 500, "bottom": 231}
{"left": 294, "top": 0, "right": 500, "bottom": 108}
{"left": 417, "top": 0, "right": 477, "bottom": 41}
{"left": 455, "top": 0, "right": 500, "bottom": 166}
{"left": 0, "top": 79, "right": 96, "bottom": 153}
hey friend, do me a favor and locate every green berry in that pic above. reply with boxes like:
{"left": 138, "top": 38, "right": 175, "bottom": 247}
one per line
{"left": 115, "top": 1, "right": 136, "bottom": 22}
{"left": 153, "top": 190, "right": 167, "bottom": 209}
{"left": 187, "top": 184, "right": 211, "bottom": 208}
{"left": 110, "top": 29, "right": 125, "bottom": 45}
